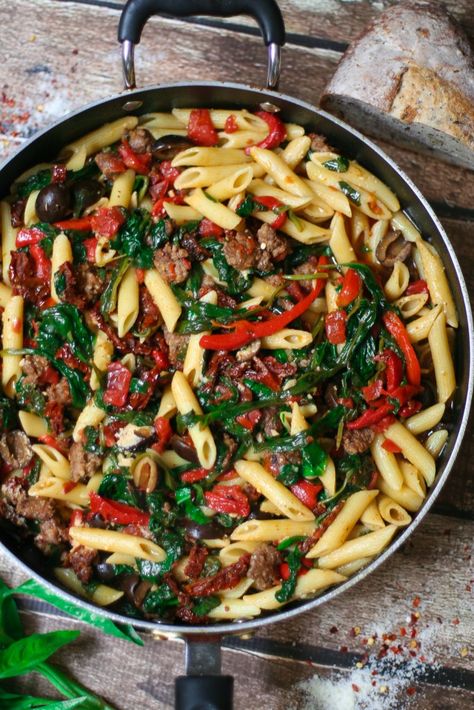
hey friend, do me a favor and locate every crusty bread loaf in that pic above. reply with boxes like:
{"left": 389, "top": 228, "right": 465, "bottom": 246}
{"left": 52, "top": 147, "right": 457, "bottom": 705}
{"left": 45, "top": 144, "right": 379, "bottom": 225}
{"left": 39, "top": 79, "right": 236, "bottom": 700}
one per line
{"left": 320, "top": 2, "right": 474, "bottom": 170}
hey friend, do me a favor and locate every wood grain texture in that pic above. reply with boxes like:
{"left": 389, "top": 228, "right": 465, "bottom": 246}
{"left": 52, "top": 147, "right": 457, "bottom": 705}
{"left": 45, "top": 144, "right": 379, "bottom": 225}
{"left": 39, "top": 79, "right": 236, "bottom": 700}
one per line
{"left": 1, "top": 1, "right": 474, "bottom": 210}
{"left": 2, "top": 515, "right": 473, "bottom": 709}
{"left": 88, "top": 0, "right": 474, "bottom": 45}
{"left": 0, "top": 3, "right": 472, "bottom": 706}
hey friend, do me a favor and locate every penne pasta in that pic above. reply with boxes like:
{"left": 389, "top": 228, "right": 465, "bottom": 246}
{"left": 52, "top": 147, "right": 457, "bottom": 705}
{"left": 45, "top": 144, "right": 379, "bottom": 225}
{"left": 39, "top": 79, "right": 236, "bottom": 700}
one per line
{"left": 69, "top": 527, "right": 166, "bottom": 562}
{"left": 235, "top": 460, "right": 315, "bottom": 522}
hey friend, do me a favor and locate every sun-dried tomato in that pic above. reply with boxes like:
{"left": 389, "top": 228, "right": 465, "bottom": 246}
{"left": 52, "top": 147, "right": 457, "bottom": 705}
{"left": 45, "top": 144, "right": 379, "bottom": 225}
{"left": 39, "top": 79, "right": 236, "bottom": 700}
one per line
{"left": 184, "top": 544, "right": 209, "bottom": 579}
{"left": 185, "top": 553, "right": 250, "bottom": 596}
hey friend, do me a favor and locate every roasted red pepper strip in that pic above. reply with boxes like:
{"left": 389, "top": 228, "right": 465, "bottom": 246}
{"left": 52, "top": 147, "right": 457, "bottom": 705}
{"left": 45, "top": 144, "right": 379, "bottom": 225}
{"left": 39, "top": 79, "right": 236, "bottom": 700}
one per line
{"left": 361, "top": 379, "right": 384, "bottom": 403}
{"left": 337, "top": 268, "right": 362, "bottom": 307}
{"left": 53, "top": 217, "right": 93, "bottom": 231}
{"left": 38, "top": 434, "right": 67, "bottom": 454}
{"left": 383, "top": 311, "right": 421, "bottom": 386}
{"left": 325, "top": 310, "right": 347, "bottom": 345}
{"left": 118, "top": 140, "right": 151, "bottom": 174}
{"left": 204, "top": 484, "right": 250, "bottom": 517}
{"left": 290, "top": 480, "right": 323, "bottom": 509}
{"left": 29, "top": 245, "right": 51, "bottom": 281}
{"left": 200, "top": 269, "right": 325, "bottom": 351}
{"left": 405, "top": 279, "right": 429, "bottom": 296}
{"left": 382, "top": 438, "right": 402, "bottom": 454}
{"left": 187, "top": 109, "right": 219, "bottom": 147}
{"left": 224, "top": 114, "right": 239, "bottom": 133}
{"left": 254, "top": 111, "right": 287, "bottom": 150}
{"left": 347, "top": 402, "right": 394, "bottom": 430}
{"left": 254, "top": 195, "right": 287, "bottom": 230}
{"left": 102, "top": 362, "right": 132, "bottom": 407}
{"left": 181, "top": 467, "right": 209, "bottom": 483}
{"left": 199, "top": 218, "right": 224, "bottom": 238}
{"left": 153, "top": 416, "right": 173, "bottom": 453}
{"left": 236, "top": 409, "right": 262, "bottom": 431}
{"left": 399, "top": 399, "right": 423, "bottom": 418}
{"left": 375, "top": 349, "right": 403, "bottom": 392}
{"left": 91, "top": 207, "right": 126, "bottom": 238}
{"left": 83, "top": 237, "right": 98, "bottom": 263}
{"left": 89, "top": 492, "right": 150, "bottom": 526}
{"left": 16, "top": 227, "right": 46, "bottom": 248}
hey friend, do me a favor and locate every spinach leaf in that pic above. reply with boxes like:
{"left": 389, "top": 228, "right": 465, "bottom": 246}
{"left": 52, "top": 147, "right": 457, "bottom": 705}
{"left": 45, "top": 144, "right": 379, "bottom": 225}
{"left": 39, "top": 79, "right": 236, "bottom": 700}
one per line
{"left": 142, "top": 583, "right": 178, "bottom": 613}
{"left": 100, "top": 256, "right": 131, "bottom": 316}
{"left": 149, "top": 219, "right": 170, "bottom": 250}
{"left": 277, "top": 464, "right": 300, "bottom": 486}
{"left": 97, "top": 473, "right": 139, "bottom": 507}
{"left": 13, "top": 579, "right": 142, "bottom": 646}
{"left": 112, "top": 209, "right": 153, "bottom": 268}
{"left": 192, "top": 596, "right": 220, "bottom": 617}
{"left": 347, "top": 262, "right": 387, "bottom": 308}
{"left": 0, "top": 395, "right": 18, "bottom": 430}
{"left": 175, "top": 486, "right": 209, "bottom": 524}
{"left": 0, "top": 630, "right": 79, "bottom": 678}
{"left": 177, "top": 300, "right": 236, "bottom": 334}
{"left": 137, "top": 531, "right": 185, "bottom": 582}
{"left": 338, "top": 181, "right": 361, "bottom": 206}
{"left": 301, "top": 441, "right": 327, "bottom": 480}
{"left": 323, "top": 156, "right": 349, "bottom": 172}
{"left": 255, "top": 429, "right": 311, "bottom": 454}
{"left": 275, "top": 547, "right": 303, "bottom": 603}
{"left": 235, "top": 194, "right": 256, "bottom": 218}
{"left": 37, "top": 304, "right": 93, "bottom": 362}
{"left": 16, "top": 169, "right": 51, "bottom": 198}
{"left": 185, "top": 262, "right": 204, "bottom": 298}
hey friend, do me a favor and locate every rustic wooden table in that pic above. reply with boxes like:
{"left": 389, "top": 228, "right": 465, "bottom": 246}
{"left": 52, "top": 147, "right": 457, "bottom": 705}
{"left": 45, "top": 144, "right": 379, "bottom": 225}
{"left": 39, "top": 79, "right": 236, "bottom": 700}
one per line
{"left": 0, "top": 1, "right": 472, "bottom": 708}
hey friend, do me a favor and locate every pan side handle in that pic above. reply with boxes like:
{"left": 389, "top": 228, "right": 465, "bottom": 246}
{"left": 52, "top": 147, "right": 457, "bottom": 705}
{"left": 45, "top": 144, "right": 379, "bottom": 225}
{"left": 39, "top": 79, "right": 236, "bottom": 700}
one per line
{"left": 118, "top": 0, "right": 285, "bottom": 90}
{"left": 175, "top": 638, "right": 233, "bottom": 710}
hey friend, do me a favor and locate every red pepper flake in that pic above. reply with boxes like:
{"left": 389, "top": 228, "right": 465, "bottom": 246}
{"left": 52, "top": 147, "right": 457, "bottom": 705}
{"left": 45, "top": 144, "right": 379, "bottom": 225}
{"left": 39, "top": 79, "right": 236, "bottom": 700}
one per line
{"left": 409, "top": 650, "right": 417, "bottom": 658}
{"left": 451, "top": 617, "right": 460, "bottom": 625}
{"left": 412, "top": 596, "right": 421, "bottom": 608}
{"left": 400, "top": 627, "right": 407, "bottom": 636}
{"left": 406, "top": 687, "right": 416, "bottom": 696}
{"left": 410, "top": 627, "right": 417, "bottom": 638}
{"left": 63, "top": 481, "right": 77, "bottom": 493}
{"left": 371, "top": 680, "right": 377, "bottom": 687}
{"left": 351, "top": 684, "right": 360, "bottom": 693}
{"left": 329, "top": 626, "right": 338, "bottom": 634}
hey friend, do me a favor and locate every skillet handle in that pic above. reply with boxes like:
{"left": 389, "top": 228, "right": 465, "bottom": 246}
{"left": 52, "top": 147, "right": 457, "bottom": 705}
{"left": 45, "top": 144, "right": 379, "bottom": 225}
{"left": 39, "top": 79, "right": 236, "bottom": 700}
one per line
{"left": 118, "top": 0, "right": 285, "bottom": 90}
{"left": 174, "top": 638, "right": 233, "bottom": 710}
{"left": 175, "top": 676, "right": 233, "bottom": 710}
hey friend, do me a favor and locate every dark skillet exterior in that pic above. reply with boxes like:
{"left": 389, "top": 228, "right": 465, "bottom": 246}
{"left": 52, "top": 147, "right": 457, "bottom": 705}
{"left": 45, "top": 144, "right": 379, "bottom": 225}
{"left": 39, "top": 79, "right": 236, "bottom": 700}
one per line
{"left": 0, "top": 81, "right": 472, "bottom": 637}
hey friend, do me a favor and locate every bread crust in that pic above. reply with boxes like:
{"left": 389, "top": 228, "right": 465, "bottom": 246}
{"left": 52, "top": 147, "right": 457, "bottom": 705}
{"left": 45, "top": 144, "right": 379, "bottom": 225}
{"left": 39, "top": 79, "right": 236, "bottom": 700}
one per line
{"left": 320, "top": 2, "right": 474, "bottom": 167}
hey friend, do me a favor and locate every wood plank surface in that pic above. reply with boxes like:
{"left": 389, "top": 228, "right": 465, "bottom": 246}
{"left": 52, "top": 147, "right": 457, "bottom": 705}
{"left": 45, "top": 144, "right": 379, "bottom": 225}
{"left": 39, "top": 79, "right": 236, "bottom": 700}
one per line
{"left": 0, "top": 2, "right": 473, "bottom": 708}
{"left": 1, "top": 1, "right": 474, "bottom": 211}
{"left": 2, "top": 514, "right": 473, "bottom": 709}
{"left": 93, "top": 0, "right": 474, "bottom": 45}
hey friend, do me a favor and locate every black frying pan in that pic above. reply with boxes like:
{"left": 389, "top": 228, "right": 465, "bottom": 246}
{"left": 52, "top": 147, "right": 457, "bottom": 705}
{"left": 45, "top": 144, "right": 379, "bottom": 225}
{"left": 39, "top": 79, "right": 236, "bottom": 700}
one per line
{"left": 0, "top": 1, "right": 472, "bottom": 708}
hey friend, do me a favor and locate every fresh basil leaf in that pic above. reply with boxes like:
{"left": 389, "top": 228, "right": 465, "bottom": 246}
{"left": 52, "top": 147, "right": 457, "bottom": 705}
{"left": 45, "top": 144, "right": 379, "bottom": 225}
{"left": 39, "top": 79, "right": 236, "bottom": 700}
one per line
{"left": 13, "top": 580, "right": 143, "bottom": 646}
{"left": 0, "top": 579, "right": 23, "bottom": 644}
{"left": 0, "top": 630, "right": 79, "bottom": 678}
{"left": 277, "top": 536, "right": 306, "bottom": 551}
{"left": 338, "top": 181, "right": 361, "bottom": 206}
{"left": 0, "top": 690, "right": 91, "bottom": 709}
{"left": 323, "top": 156, "right": 349, "bottom": 172}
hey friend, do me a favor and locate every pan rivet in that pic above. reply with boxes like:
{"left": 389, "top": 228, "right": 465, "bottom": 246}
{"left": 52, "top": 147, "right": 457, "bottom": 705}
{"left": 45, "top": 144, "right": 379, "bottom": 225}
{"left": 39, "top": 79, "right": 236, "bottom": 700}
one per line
{"left": 122, "top": 100, "right": 143, "bottom": 112}
{"left": 259, "top": 102, "right": 280, "bottom": 113}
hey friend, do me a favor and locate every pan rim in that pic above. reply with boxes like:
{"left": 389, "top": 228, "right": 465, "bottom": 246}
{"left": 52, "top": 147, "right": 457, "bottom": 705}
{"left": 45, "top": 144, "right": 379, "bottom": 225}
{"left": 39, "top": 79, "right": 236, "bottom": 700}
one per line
{"left": 0, "top": 80, "right": 472, "bottom": 637}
